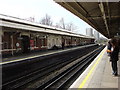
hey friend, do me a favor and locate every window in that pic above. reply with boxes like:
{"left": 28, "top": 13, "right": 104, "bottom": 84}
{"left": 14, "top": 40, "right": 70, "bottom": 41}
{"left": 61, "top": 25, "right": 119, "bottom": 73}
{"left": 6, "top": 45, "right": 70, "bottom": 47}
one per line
{"left": 3, "top": 42, "right": 8, "bottom": 49}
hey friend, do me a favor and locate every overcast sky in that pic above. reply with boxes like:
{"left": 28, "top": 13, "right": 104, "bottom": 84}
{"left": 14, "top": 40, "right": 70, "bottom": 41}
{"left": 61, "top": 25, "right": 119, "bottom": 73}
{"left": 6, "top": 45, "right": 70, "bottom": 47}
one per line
{"left": 0, "top": 0, "right": 98, "bottom": 35}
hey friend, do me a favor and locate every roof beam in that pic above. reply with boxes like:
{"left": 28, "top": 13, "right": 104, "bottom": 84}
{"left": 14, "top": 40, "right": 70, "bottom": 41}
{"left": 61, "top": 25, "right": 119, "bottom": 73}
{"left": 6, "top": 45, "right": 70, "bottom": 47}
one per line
{"left": 57, "top": 2, "right": 98, "bottom": 30}
{"left": 106, "top": 2, "right": 111, "bottom": 21}
{"left": 99, "top": 2, "right": 110, "bottom": 38}
{"left": 74, "top": 1, "right": 89, "bottom": 16}
{"left": 87, "top": 16, "right": 120, "bottom": 19}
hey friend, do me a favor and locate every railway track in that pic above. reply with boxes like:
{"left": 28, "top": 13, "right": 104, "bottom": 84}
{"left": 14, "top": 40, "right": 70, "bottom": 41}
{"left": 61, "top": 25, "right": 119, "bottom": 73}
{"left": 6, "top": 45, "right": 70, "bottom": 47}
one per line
{"left": 36, "top": 46, "right": 104, "bottom": 90}
{"left": 2, "top": 45, "right": 104, "bottom": 90}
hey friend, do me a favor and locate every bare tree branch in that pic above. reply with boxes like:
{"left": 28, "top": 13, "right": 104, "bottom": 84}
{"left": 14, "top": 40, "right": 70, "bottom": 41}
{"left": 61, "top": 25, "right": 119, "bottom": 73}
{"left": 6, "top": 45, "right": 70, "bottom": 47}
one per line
{"left": 59, "top": 18, "right": 66, "bottom": 29}
{"left": 55, "top": 18, "right": 78, "bottom": 32}
{"left": 55, "top": 18, "right": 66, "bottom": 29}
{"left": 40, "top": 14, "right": 53, "bottom": 26}
{"left": 66, "top": 22, "right": 77, "bottom": 31}
{"left": 25, "top": 17, "right": 35, "bottom": 22}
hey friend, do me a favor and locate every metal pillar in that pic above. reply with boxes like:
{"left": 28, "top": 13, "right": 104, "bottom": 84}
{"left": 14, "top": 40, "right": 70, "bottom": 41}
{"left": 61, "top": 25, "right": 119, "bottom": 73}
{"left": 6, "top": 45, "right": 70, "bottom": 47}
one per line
{"left": 11, "top": 35, "right": 14, "bottom": 56}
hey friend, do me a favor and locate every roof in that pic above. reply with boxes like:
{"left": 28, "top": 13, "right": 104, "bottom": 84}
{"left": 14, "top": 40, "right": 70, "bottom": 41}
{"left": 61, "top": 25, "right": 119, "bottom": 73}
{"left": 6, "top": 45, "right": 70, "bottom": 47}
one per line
{"left": 55, "top": 1, "right": 120, "bottom": 38}
{"left": 0, "top": 14, "right": 94, "bottom": 39}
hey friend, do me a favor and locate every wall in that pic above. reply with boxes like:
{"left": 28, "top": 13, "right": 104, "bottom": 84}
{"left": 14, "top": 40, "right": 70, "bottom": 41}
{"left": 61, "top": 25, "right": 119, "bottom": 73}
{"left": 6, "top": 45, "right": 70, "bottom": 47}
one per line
{"left": 47, "top": 34, "right": 62, "bottom": 49}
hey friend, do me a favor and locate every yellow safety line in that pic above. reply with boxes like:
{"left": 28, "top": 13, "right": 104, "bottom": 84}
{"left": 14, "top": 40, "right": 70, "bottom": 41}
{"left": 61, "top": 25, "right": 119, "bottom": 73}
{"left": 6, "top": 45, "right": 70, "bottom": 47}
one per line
{"left": 78, "top": 48, "right": 106, "bottom": 89}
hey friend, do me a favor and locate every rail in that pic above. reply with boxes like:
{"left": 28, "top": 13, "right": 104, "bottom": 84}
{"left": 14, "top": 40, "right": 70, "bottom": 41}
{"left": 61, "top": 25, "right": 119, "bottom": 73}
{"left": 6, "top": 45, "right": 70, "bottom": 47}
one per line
{"left": 36, "top": 46, "right": 104, "bottom": 89}
{"left": 2, "top": 45, "right": 104, "bottom": 89}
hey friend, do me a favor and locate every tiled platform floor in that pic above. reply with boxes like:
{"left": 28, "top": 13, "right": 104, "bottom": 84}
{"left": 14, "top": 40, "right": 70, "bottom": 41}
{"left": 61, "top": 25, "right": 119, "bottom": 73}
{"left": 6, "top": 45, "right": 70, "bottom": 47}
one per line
{"left": 69, "top": 47, "right": 120, "bottom": 89}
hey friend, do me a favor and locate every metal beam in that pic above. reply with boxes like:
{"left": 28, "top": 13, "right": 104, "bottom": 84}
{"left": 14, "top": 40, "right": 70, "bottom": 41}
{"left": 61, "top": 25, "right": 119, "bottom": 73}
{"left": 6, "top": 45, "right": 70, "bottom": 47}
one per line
{"left": 106, "top": 2, "right": 111, "bottom": 21}
{"left": 67, "top": 1, "right": 105, "bottom": 36}
{"left": 87, "top": 16, "right": 120, "bottom": 19}
{"left": 58, "top": 2, "right": 98, "bottom": 31}
{"left": 74, "top": 1, "right": 89, "bottom": 16}
{"left": 99, "top": 2, "right": 110, "bottom": 38}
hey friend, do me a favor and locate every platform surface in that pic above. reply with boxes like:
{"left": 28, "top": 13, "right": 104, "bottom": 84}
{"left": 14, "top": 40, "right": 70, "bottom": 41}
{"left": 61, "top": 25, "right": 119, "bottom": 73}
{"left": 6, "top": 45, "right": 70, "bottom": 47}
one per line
{"left": 69, "top": 47, "right": 120, "bottom": 89}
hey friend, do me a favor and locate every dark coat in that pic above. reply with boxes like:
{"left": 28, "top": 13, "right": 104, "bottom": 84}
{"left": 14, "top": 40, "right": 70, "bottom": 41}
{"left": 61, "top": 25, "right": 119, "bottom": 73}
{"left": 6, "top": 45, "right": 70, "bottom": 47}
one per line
{"left": 110, "top": 46, "right": 119, "bottom": 61}
{"left": 107, "top": 41, "right": 112, "bottom": 50}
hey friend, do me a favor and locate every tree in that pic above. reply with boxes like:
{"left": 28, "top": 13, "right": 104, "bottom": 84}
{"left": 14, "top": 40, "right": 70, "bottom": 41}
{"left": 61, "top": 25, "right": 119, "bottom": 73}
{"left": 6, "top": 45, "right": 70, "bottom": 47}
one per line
{"left": 25, "top": 17, "right": 35, "bottom": 22}
{"left": 40, "top": 14, "right": 53, "bottom": 26}
{"left": 55, "top": 18, "right": 77, "bottom": 32}
{"left": 66, "top": 22, "right": 77, "bottom": 31}
{"left": 59, "top": 18, "right": 66, "bottom": 29}
{"left": 56, "top": 18, "right": 66, "bottom": 29}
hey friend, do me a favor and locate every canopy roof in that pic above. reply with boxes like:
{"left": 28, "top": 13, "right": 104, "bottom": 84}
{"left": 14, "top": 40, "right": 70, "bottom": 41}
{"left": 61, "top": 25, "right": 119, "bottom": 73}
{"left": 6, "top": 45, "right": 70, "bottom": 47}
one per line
{"left": 55, "top": 1, "right": 120, "bottom": 38}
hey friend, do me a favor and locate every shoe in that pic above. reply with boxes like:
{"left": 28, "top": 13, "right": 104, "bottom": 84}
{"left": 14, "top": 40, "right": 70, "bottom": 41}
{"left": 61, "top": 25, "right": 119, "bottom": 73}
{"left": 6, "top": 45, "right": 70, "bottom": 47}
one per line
{"left": 112, "top": 72, "right": 115, "bottom": 75}
{"left": 114, "top": 73, "right": 118, "bottom": 76}
{"left": 112, "top": 73, "right": 118, "bottom": 76}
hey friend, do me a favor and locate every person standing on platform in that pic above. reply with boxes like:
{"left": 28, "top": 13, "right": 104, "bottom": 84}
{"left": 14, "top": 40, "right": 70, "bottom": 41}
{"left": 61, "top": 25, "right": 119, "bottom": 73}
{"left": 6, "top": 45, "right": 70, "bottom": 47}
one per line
{"left": 110, "top": 38, "right": 119, "bottom": 76}
{"left": 107, "top": 40, "right": 112, "bottom": 56}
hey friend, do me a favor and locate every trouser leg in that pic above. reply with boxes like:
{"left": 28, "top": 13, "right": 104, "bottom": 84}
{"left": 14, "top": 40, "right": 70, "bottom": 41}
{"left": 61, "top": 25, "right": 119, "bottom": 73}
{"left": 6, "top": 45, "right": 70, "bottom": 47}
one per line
{"left": 111, "top": 61, "right": 118, "bottom": 75}
{"left": 114, "top": 61, "right": 118, "bottom": 75}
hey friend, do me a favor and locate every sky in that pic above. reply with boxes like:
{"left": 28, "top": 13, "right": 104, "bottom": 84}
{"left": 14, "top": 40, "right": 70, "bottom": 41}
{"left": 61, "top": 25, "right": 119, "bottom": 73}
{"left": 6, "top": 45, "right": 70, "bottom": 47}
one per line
{"left": 0, "top": 0, "right": 100, "bottom": 36}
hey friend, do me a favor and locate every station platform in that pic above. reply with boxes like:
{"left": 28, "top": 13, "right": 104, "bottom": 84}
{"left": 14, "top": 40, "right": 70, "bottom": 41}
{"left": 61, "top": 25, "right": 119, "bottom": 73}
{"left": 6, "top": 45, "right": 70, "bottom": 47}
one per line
{"left": 1, "top": 44, "right": 96, "bottom": 65}
{"left": 69, "top": 47, "right": 120, "bottom": 89}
